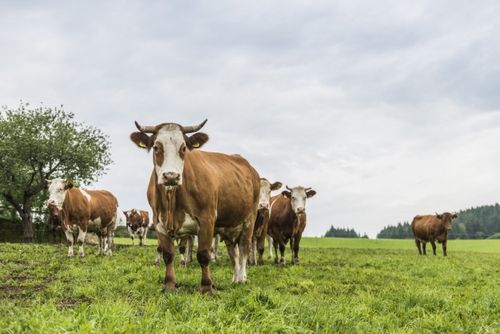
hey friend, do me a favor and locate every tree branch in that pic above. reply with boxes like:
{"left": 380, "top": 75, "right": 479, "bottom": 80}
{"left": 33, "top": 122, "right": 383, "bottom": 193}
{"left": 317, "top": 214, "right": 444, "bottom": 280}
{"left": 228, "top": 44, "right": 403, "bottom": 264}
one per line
{"left": 2, "top": 192, "right": 23, "bottom": 216}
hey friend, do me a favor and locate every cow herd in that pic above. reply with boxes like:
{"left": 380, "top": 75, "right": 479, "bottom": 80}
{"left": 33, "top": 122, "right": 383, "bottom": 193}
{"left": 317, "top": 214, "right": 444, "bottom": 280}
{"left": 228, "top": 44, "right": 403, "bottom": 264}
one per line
{"left": 45, "top": 118, "right": 458, "bottom": 293}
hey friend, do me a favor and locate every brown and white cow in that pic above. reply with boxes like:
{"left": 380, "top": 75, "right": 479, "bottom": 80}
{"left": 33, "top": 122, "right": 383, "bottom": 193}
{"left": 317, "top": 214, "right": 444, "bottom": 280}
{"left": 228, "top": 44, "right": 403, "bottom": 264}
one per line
{"left": 131, "top": 119, "right": 260, "bottom": 293}
{"left": 411, "top": 212, "right": 458, "bottom": 256}
{"left": 47, "top": 178, "right": 118, "bottom": 257}
{"left": 248, "top": 178, "right": 282, "bottom": 265}
{"left": 268, "top": 185, "right": 316, "bottom": 265}
{"left": 124, "top": 209, "right": 149, "bottom": 246}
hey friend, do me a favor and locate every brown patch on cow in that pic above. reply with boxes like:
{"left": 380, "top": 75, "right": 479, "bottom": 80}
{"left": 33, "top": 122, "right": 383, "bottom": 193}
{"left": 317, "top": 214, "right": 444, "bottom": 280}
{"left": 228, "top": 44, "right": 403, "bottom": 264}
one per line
{"left": 411, "top": 212, "right": 458, "bottom": 256}
{"left": 153, "top": 142, "right": 164, "bottom": 167}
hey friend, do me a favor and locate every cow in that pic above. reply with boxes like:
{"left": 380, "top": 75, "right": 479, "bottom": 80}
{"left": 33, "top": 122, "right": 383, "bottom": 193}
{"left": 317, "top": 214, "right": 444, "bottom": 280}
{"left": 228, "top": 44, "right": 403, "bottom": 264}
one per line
{"left": 248, "top": 178, "right": 282, "bottom": 265}
{"left": 124, "top": 209, "right": 149, "bottom": 246}
{"left": 131, "top": 119, "right": 260, "bottom": 293}
{"left": 268, "top": 185, "right": 316, "bottom": 265}
{"left": 47, "top": 203, "right": 63, "bottom": 243}
{"left": 46, "top": 178, "right": 119, "bottom": 257}
{"left": 411, "top": 212, "right": 458, "bottom": 256}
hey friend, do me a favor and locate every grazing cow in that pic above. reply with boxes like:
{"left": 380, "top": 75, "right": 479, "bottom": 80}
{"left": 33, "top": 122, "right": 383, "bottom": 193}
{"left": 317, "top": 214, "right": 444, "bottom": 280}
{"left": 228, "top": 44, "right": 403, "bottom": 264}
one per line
{"left": 47, "top": 178, "right": 118, "bottom": 257}
{"left": 268, "top": 185, "right": 316, "bottom": 265}
{"left": 249, "top": 178, "right": 282, "bottom": 265}
{"left": 124, "top": 209, "right": 149, "bottom": 246}
{"left": 411, "top": 212, "right": 458, "bottom": 256}
{"left": 131, "top": 119, "right": 260, "bottom": 293}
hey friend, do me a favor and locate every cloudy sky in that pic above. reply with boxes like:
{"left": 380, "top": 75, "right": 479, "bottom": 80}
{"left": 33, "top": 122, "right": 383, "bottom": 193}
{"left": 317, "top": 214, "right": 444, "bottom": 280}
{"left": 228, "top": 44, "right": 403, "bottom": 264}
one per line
{"left": 1, "top": 1, "right": 500, "bottom": 237}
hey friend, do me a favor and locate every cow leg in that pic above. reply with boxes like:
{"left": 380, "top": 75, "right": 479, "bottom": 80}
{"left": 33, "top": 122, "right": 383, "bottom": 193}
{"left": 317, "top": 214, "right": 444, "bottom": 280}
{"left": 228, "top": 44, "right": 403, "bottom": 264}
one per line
{"left": 442, "top": 240, "right": 448, "bottom": 256}
{"left": 226, "top": 241, "right": 241, "bottom": 283}
{"left": 237, "top": 218, "right": 254, "bottom": 283}
{"left": 211, "top": 234, "right": 219, "bottom": 261}
{"left": 179, "top": 237, "right": 188, "bottom": 267}
{"left": 106, "top": 230, "right": 113, "bottom": 256}
{"left": 290, "top": 238, "right": 295, "bottom": 264}
{"left": 131, "top": 235, "right": 134, "bottom": 245}
{"left": 64, "top": 228, "right": 74, "bottom": 257}
{"left": 187, "top": 236, "right": 193, "bottom": 263}
{"left": 267, "top": 235, "right": 273, "bottom": 259}
{"left": 292, "top": 235, "right": 301, "bottom": 265}
{"left": 198, "top": 220, "right": 215, "bottom": 293}
{"left": 256, "top": 235, "right": 265, "bottom": 265}
{"left": 77, "top": 226, "right": 87, "bottom": 257}
{"left": 158, "top": 234, "right": 176, "bottom": 290}
{"left": 272, "top": 238, "right": 279, "bottom": 264}
{"left": 155, "top": 244, "right": 162, "bottom": 266}
{"left": 422, "top": 242, "right": 427, "bottom": 255}
{"left": 248, "top": 238, "right": 256, "bottom": 266}
{"left": 430, "top": 240, "right": 437, "bottom": 256}
{"left": 415, "top": 239, "right": 422, "bottom": 255}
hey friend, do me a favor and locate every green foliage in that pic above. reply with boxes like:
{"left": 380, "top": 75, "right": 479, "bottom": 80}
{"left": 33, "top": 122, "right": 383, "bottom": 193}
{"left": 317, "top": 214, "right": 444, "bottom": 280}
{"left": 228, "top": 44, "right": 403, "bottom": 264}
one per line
{"left": 324, "top": 225, "right": 363, "bottom": 238}
{"left": 0, "top": 102, "right": 112, "bottom": 239}
{"left": 0, "top": 238, "right": 499, "bottom": 333}
{"left": 377, "top": 222, "right": 413, "bottom": 239}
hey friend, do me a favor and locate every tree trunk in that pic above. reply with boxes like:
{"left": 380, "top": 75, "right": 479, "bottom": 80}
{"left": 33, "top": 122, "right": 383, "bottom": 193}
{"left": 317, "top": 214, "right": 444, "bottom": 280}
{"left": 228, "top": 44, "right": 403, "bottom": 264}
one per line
{"left": 21, "top": 202, "right": 34, "bottom": 243}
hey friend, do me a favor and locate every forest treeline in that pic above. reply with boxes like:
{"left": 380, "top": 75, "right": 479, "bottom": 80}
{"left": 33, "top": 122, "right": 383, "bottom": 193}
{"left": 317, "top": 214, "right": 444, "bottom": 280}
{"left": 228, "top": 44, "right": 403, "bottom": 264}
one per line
{"left": 377, "top": 204, "right": 500, "bottom": 239}
{"left": 324, "top": 226, "right": 368, "bottom": 238}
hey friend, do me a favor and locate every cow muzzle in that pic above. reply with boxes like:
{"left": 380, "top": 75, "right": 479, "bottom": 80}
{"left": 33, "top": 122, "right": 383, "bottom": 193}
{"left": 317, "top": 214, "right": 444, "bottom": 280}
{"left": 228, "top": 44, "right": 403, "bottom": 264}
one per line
{"left": 259, "top": 203, "right": 270, "bottom": 210}
{"left": 162, "top": 172, "right": 181, "bottom": 186}
{"left": 295, "top": 207, "right": 306, "bottom": 215}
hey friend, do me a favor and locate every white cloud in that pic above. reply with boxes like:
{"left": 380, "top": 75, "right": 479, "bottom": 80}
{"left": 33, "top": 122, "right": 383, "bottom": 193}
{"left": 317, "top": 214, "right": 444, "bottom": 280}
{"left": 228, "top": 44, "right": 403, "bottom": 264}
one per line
{"left": 1, "top": 0, "right": 500, "bottom": 238}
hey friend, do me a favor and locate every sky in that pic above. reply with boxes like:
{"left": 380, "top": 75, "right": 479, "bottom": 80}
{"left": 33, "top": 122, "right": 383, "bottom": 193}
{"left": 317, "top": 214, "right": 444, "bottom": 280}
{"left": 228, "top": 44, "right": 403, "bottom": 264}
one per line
{"left": 1, "top": 1, "right": 500, "bottom": 238}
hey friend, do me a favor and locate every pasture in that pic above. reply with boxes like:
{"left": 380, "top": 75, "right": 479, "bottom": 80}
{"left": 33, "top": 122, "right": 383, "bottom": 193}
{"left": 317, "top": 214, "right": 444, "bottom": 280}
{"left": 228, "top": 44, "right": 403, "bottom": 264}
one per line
{"left": 1, "top": 238, "right": 499, "bottom": 333}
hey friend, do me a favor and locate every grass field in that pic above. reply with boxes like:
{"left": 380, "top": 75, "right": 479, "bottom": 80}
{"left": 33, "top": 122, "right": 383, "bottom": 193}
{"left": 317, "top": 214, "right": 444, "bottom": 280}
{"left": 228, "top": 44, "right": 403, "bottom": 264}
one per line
{"left": 1, "top": 238, "right": 499, "bottom": 333}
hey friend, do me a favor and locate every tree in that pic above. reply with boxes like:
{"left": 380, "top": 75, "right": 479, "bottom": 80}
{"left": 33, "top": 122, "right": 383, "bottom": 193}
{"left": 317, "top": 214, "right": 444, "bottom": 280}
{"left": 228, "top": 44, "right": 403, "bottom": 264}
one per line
{"left": 0, "top": 102, "right": 112, "bottom": 242}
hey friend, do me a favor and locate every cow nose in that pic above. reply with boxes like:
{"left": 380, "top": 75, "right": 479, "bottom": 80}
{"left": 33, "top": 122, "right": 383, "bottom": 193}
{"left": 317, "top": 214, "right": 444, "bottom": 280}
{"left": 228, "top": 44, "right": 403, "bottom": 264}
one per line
{"left": 296, "top": 207, "right": 305, "bottom": 214}
{"left": 259, "top": 203, "right": 269, "bottom": 210}
{"left": 162, "top": 172, "right": 180, "bottom": 185}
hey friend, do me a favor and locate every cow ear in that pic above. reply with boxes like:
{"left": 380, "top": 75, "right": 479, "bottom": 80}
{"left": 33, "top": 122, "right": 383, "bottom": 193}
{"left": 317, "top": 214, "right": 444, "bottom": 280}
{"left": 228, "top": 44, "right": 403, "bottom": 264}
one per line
{"left": 452, "top": 213, "right": 458, "bottom": 219}
{"left": 282, "top": 190, "right": 291, "bottom": 198}
{"left": 130, "top": 132, "right": 153, "bottom": 150}
{"left": 306, "top": 189, "right": 317, "bottom": 198}
{"left": 186, "top": 132, "right": 209, "bottom": 150}
{"left": 64, "top": 181, "right": 73, "bottom": 190}
{"left": 271, "top": 182, "right": 282, "bottom": 191}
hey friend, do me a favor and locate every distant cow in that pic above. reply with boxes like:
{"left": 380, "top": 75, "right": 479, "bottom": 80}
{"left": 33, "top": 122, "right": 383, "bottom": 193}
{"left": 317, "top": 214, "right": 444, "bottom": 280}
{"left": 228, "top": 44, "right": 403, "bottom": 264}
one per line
{"left": 268, "top": 185, "right": 316, "bottom": 265}
{"left": 47, "top": 178, "right": 118, "bottom": 257}
{"left": 131, "top": 119, "right": 259, "bottom": 293}
{"left": 411, "top": 212, "right": 458, "bottom": 256}
{"left": 124, "top": 209, "right": 149, "bottom": 246}
{"left": 249, "top": 178, "right": 282, "bottom": 265}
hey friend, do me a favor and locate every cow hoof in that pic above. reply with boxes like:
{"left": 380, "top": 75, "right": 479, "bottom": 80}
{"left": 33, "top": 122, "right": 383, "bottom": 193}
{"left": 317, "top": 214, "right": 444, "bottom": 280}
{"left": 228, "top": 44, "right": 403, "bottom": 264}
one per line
{"left": 180, "top": 259, "right": 186, "bottom": 267}
{"left": 78, "top": 252, "right": 85, "bottom": 257}
{"left": 163, "top": 282, "right": 176, "bottom": 291}
{"left": 200, "top": 285, "right": 215, "bottom": 294}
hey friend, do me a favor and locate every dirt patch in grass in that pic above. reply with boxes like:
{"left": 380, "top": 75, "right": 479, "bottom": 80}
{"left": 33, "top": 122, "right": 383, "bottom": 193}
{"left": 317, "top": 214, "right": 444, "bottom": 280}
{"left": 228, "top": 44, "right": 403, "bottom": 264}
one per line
{"left": 56, "top": 296, "right": 92, "bottom": 310}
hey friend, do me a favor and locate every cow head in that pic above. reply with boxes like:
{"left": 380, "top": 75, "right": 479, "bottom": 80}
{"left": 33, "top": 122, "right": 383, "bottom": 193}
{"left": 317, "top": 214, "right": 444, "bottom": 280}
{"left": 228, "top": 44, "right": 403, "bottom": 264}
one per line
{"left": 282, "top": 185, "right": 316, "bottom": 215}
{"left": 124, "top": 209, "right": 144, "bottom": 231}
{"left": 46, "top": 178, "right": 73, "bottom": 210}
{"left": 435, "top": 212, "right": 458, "bottom": 231}
{"left": 130, "top": 119, "right": 209, "bottom": 189}
{"left": 258, "top": 178, "right": 282, "bottom": 211}
{"left": 47, "top": 203, "right": 62, "bottom": 230}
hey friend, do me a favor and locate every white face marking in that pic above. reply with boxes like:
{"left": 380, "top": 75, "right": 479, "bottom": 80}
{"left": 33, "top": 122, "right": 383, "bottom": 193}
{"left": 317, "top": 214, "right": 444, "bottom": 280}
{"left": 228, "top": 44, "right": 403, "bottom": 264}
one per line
{"left": 289, "top": 187, "right": 308, "bottom": 214}
{"left": 258, "top": 179, "right": 273, "bottom": 210}
{"left": 154, "top": 125, "right": 186, "bottom": 187}
{"left": 47, "top": 178, "right": 69, "bottom": 209}
{"left": 79, "top": 189, "right": 91, "bottom": 202}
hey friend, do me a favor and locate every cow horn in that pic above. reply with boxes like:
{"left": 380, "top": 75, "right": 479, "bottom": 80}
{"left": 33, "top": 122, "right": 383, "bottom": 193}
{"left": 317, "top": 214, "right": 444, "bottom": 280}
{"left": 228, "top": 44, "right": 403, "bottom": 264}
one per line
{"left": 135, "top": 121, "right": 156, "bottom": 133}
{"left": 286, "top": 185, "right": 292, "bottom": 191}
{"left": 305, "top": 187, "right": 312, "bottom": 191}
{"left": 182, "top": 119, "right": 208, "bottom": 134}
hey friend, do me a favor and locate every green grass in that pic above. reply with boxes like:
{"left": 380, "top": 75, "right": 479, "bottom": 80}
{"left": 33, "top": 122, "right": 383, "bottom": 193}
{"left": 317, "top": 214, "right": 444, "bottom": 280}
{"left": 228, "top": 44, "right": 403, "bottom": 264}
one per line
{"left": 1, "top": 238, "right": 499, "bottom": 333}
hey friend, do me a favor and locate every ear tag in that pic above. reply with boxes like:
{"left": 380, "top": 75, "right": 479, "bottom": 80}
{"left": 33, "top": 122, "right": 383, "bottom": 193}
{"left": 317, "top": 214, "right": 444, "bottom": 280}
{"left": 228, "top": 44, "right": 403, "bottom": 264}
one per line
{"left": 192, "top": 143, "right": 200, "bottom": 148}
{"left": 139, "top": 142, "right": 147, "bottom": 148}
